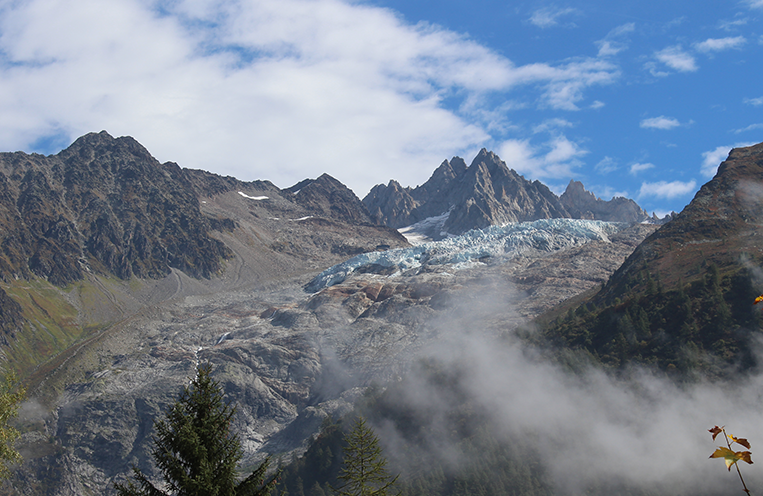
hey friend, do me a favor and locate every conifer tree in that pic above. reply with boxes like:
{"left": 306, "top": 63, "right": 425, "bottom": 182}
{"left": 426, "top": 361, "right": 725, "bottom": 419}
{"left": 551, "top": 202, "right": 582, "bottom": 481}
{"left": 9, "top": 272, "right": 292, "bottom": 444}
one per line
{"left": 333, "top": 416, "right": 399, "bottom": 496}
{"left": 115, "top": 362, "right": 279, "bottom": 496}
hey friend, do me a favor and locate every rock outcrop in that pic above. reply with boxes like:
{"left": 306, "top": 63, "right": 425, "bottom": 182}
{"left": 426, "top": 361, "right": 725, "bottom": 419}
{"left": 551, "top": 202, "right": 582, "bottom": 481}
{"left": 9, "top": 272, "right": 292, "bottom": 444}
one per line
{"left": 364, "top": 149, "right": 653, "bottom": 238}
{"left": 560, "top": 180, "right": 649, "bottom": 223}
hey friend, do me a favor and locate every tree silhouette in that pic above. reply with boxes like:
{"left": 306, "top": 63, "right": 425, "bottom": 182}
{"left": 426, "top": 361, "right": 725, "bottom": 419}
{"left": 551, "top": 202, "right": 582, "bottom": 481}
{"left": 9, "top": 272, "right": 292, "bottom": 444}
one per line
{"left": 333, "top": 416, "right": 398, "bottom": 496}
{"left": 115, "top": 362, "right": 279, "bottom": 496}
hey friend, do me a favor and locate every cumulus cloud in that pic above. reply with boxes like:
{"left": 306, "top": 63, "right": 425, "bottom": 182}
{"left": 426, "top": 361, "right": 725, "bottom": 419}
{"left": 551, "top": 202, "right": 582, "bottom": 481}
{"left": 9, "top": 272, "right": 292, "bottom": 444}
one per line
{"left": 629, "top": 162, "right": 655, "bottom": 175}
{"left": 694, "top": 36, "right": 746, "bottom": 52}
{"left": 654, "top": 46, "right": 698, "bottom": 72}
{"left": 528, "top": 6, "right": 579, "bottom": 28}
{"left": 640, "top": 116, "right": 681, "bottom": 130}
{"left": 0, "top": 0, "right": 622, "bottom": 196}
{"left": 499, "top": 134, "right": 587, "bottom": 179}
{"left": 638, "top": 180, "right": 697, "bottom": 199}
{"left": 701, "top": 142, "right": 756, "bottom": 177}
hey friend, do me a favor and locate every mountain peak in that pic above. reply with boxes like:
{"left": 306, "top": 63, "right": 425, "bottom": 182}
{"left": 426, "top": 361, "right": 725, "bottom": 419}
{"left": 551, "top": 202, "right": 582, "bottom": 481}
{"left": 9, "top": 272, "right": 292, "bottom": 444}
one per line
{"left": 599, "top": 141, "right": 763, "bottom": 301}
{"left": 363, "top": 150, "right": 651, "bottom": 237}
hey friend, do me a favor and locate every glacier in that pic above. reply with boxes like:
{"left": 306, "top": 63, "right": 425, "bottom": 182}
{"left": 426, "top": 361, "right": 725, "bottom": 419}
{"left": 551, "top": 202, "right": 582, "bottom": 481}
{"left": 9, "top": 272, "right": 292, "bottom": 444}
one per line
{"left": 305, "top": 218, "right": 627, "bottom": 292}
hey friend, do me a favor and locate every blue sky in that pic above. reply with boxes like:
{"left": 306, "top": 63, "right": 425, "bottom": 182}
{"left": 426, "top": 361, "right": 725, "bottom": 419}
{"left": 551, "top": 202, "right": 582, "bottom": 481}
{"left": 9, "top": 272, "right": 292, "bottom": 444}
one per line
{"left": 0, "top": 0, "right": 761, "bottom": 216}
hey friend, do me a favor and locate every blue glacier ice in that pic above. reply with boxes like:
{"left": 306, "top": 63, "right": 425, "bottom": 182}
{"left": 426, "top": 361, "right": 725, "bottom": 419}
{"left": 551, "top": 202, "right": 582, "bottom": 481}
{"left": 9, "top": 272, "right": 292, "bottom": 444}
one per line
{"left": 305, "top": 218, "right": 627, "bottom": 292}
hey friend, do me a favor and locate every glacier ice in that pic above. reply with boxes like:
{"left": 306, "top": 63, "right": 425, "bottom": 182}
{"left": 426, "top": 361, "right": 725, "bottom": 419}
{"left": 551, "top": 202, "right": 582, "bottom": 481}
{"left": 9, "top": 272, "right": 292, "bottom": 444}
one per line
{"left": 305, "top": 218, "right": 626, "bottom": 292}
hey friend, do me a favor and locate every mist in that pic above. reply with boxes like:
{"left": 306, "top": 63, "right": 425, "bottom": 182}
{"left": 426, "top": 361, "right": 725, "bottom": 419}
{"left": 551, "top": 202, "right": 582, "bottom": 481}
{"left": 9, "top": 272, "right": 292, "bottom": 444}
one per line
{"left": 364, "top": 277, "right": 763, "bottom": 495}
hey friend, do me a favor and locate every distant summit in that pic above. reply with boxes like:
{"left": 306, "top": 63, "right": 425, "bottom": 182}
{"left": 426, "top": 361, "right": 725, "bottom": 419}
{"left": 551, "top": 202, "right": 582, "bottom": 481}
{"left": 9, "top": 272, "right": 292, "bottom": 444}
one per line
{"left": 363, "top": 149, "right": 654, "bottom": 239}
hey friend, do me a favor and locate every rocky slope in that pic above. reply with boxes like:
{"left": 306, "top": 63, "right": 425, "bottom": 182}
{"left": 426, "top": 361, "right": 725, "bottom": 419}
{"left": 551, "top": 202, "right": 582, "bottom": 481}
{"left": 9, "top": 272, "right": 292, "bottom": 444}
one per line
{"left": 363, "top": 149, "right": 652, "bottom": 238}
{"left": 599, "top": 142, "right": 763, "bottom": 302}
{"left": 8, "top": 220, "right": 656, "bottom": 495}
{"left": 0, "top": 132, "right": 665, "bottom": 494}
{"left": 540, "top": 142, "right": 763, "bottom": 375}
{"left": 0, "top": 131, "right": 408, "bottom": 378}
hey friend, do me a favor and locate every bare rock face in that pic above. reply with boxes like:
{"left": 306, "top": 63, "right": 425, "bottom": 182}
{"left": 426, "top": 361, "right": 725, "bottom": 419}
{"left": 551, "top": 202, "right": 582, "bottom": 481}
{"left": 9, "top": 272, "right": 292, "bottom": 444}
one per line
{"left": 285, "top": 174, "right": 374, "bottom": 225}
{"left": 0, "top": 131, "right": 233, "bottom": 284}
{"left": 560, "top": 180, "right": 650, "bottom": 223}
{"left": 364, "top": 149, "right": 653, "bottom": 238}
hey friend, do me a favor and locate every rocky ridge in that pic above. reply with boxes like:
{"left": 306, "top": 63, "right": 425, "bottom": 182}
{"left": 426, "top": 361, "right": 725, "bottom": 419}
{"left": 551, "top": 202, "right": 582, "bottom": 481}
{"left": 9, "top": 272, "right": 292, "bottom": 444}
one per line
{"left": 0, "top": 131, "right": 408, "bottom": 379}
{"left": 599, "top": 142, "right": 763, "bottom": 302}
{"left": 0, "top": 133, "right": 667, "bottom": 495}
{"left": 363, "top": 149, "right": 653, "bottom": 239}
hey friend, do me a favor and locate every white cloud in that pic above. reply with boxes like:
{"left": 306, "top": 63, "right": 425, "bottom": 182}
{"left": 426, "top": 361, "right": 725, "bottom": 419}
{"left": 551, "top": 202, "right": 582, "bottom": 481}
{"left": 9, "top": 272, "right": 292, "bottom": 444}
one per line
{"left": 629, "top": 162, "right": 655, "bottom": 175}
{"left": 746, "top": 0, "right": 763, "bottom": 8}
{"left": 591, "top": 185, "right": 628, "bottom": 200}
{"left": 532, "top": 118, "right": 573, "bottom": 134}
{"left": 734, "top": 123, "right": 763, "bottom": 134}
{"left": 719, "top": 17, "right": 749, "bottom": 31}
{"left": 744, "top": 97, "right": 763, "bottom": 106}
{"left": 654, "top": 46, "right": 697, "bottom": 72}
{"left": 701, "top": 142, "right": 756, "bottom": 177}
{"left": 0, "top": 0, "right": 622, "bottom": 196}
{"left": 499, "top": 135, "right": 587, "bottom": 179}
{"left": 640, "top": 116, "right": 681, "bottom": 130}
{"left": 528, "top": 7, "right": 578, "bottom": 28}
{"left": 595, "top": 23, "right": 634, "bottom": 57}
{"left": 594, "top": 156, "right": 618, "bottom": 174}
{"left": 638, "top": 180, "right": 697, "bottom": 199}
{"left": 694, "top": 36, "right": 746, "bottom": 53}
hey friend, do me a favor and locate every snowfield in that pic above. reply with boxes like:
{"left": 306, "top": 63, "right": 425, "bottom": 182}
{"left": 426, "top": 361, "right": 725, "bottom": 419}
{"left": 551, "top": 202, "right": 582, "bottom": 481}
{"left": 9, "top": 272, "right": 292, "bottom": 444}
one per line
{"left": 305, "top": 218, "right": 626, "bottom": 292}
{"left": 238, "top": 191, "right": 269, "bottom": 200}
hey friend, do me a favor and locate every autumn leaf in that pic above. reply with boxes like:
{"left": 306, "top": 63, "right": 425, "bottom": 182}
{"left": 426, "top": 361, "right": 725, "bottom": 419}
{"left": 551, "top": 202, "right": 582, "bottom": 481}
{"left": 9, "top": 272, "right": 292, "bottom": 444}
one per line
{"left": 710, "top": 447, "right": 753, "bottom": 471}
{"left": 709, "top": 425, "right": 723, "bottom": 441}
{"left": 729, "top": 434, "right": 752, "bottom": 450}
{"left": 754, "top": 295, "right": 763, "bottom": 304}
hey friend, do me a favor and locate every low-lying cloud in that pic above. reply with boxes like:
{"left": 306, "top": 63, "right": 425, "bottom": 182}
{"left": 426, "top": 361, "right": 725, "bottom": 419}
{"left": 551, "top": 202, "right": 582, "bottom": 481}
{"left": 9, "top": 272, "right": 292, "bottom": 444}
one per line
{"left": 370, "top": 281, "right": 763, "bottom": 495}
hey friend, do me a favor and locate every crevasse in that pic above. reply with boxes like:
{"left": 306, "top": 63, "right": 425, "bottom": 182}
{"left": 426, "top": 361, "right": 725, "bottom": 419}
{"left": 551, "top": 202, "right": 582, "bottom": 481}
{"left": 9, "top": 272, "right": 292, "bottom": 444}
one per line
{"left": 305, "top": 218, "right": 626, "bottom": 292}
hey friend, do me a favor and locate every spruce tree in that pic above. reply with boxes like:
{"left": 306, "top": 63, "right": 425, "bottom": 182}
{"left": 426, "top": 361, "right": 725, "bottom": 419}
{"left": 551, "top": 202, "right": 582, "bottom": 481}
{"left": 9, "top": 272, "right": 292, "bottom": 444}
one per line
{"left": 333, "top": 416, "right": 399, "bottom": 496}
{"left": 115, "top": 362, "right": 279, "bottom": 496}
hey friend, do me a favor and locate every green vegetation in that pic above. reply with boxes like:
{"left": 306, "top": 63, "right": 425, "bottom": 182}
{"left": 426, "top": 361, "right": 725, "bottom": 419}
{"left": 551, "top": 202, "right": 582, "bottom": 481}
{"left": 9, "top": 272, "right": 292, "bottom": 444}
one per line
{"left": 708, "top": 426, "right": 752, "bottom": 495}
{"left": 536, "top": 263, "right": 763, "bottom": 378}
{"left": 115, "top": 362, "right": 279, "bottom": 496}
{"left": 0, "top": 371, "right": 25, "bottom": 480}
{"left": 332, "top": 416, "right": 398, "bottom": 496}
{"left": 276, "top": 378, "right": 555, "bottom": 496}
{"left": 1, "top": 278, "right": 82, "bottom": 376}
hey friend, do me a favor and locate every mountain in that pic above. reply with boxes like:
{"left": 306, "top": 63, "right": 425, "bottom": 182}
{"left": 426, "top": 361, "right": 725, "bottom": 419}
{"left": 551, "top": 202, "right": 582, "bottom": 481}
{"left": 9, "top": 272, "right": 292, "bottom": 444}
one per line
{"left": 0, "top": 131, "right": 408, "bottom": 375}
{"left": 0, "top": 133, "right": 661, "bottom": 494}
{"left": 363, "top": 149, "right": 652, "bottom": 239}
{"left": 540, "top": 142, "right": 763, "bottom": 376}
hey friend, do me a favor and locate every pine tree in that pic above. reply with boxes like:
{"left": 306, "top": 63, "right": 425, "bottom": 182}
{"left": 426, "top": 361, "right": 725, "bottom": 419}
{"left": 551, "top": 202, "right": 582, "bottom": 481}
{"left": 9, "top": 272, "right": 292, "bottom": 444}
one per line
{"left": 333, "top": 416, "right": 398, "bottom": 496}
{"left": 115, "top": 362, "right": 279, "bottom": 496}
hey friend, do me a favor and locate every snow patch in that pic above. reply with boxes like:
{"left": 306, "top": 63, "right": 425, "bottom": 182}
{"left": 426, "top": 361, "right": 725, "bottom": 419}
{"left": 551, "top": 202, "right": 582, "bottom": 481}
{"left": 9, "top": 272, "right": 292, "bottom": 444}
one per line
{"left": 306, "top": 219, "right": 626, "bottom": 292}
{"left": 398, "top": 209, "right": 452, "bottom": 245}
{"left": 238, "top": 191, "right": 269, "bottom": 200}
{"left": 289, "top": 216, "right": 314, "bottom": 222}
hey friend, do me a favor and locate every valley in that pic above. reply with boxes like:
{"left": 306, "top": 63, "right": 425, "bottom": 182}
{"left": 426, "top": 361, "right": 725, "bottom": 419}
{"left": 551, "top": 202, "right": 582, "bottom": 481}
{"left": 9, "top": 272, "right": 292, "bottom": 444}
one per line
{"left": 1, "top": 133, "right": 762, "bottom": 495}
